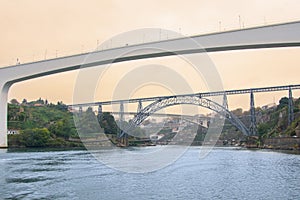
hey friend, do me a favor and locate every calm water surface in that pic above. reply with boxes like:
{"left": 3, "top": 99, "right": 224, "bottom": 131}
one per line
{"left": 0, "top": 147, "right": 300, "bottom": 200}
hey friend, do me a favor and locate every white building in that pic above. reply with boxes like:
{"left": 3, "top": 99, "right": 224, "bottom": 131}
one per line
{"left": 7, "top": 129, "right": 20, "bottom": 135}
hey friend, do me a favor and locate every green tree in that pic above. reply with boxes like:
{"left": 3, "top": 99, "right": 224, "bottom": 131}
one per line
{"left": 10, "top": 99, "right": 20, "bottom": 105}
{"left": 21, "top": 128, "right": 51, "bottom": 147}
{"left": 75, "top": 107, "right": 101, "bottom": 135}
{"left": 98, "top": 112, "right": 119, "bottom": 134}
{"left": 49, "top": 117, "right": 74, "bottom": 139}
{"left": 22, "top": 98, "right": 27, "bottom": 104}
{"left": 56, "top": 101, "right": 68, "bottom": 111}
{"left": 232, "top": 108, "right": 243, "bottom": 117}
{"left": 278, "top": 97, "right": 289, "bottom": 109}
{"left": 257, "top": 123, "right": 271, "bottom": 136}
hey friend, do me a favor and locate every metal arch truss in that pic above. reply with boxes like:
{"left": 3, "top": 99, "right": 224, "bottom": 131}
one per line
{"left": 130, "top": 95, "right": 250, "bottom": 136}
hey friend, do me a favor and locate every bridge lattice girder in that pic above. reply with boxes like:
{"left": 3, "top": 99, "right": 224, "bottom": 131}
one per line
{"left": 129, "top": 95, "right": 250, "bottom": 136}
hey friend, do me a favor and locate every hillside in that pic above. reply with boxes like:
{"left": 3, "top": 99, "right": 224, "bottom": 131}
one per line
{"left": 8, "top": 99, "right": 82, "bottom": 148}
{"left": 7, "top": 96, "right": 300, "bottom": 149}
{"left": 7, "top": 98, "right": 143, "bottom": 148}
{"left": 259, "top": 97, "right": 300, "bottom": 138}
{"left": 220, "top": 96, "right": 300, "bottom": 149}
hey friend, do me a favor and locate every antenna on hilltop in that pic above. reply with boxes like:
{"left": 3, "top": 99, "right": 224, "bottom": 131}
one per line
{"left": 16, "top": 58, "right": 20, "bottom": 65}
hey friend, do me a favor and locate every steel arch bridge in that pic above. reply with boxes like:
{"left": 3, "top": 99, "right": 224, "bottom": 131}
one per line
{"left": 128, "top": 95, "right": 250, "bottom": 136}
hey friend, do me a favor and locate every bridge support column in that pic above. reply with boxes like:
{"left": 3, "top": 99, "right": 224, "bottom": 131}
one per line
{"left": 249, "top": 90, "right": 257, "bottom": 135}
{"left": 118, "top": 101, "right": 128, "bottom": 146}
{"left": 119, "top": 102, "right": 124, "bottom": 122}
{"left": 97, "top": 104, "right": 102, "bottom": 117}
{"left": 288, "top": 87, "right": 294, "bottom": 126}
{"left": 120, "top": 131, "right": 128, "bottom": 147}
{"left": 118, "top": 102, "right": 124, "bottom": 139}
{"left": 223, "top": 93, "right": 228, "bottom": 110}
{"left": 137, "top": 100, "right": 143, "bottom": 114}
{"left": 222, "top": 93, "right": 229, "bottom": 119}
{"left": 0, "top": 82, "right": 11, "bottom": 148}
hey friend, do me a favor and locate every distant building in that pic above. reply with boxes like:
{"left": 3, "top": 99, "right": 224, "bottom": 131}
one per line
{"left": 262, "top": 103, "right": 277, "bottom": 111}
{"left": 7, "top": 129, "right": 20, "bottom": 135}
{"left": 68, "top": 107, "right": 79, "bottom": 113}
{"left": 19, "top": 107, "right": 24, "bottom": 113}
{"left": 33, "top": 103, "right": 44, "bottom": 107}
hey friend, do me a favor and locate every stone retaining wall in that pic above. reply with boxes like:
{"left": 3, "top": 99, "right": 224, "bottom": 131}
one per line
{"left": 263, "top": 137, "right": 300, "bottom": 150}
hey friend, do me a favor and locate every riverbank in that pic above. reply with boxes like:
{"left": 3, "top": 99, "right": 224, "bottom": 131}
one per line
{"left": 262, "top": 137, "right": 300, "bottom": 150}
{"left": 6, "top": 146, "right": 87, "bottom": 152}
{"left": 245, "top": 136, "right": 300, "bottom": 151}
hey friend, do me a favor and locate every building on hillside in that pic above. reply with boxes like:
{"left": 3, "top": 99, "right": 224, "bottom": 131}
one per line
{"left": 262, "top": 103, "right": 277, "bottom": 111}
{"left": 33, "top": 103, "right": 44, "bottom": 107}
{"left": 7, "top": 129, "right": 20, "bottom": 135}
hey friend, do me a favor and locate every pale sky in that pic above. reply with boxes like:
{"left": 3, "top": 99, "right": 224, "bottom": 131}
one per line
{"left": 1, "top": 0, "right": 300, "bottom": 111}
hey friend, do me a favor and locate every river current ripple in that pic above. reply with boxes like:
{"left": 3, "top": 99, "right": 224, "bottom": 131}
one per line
{"left": 0, "top": 147, "right": 300, "bottom": 200}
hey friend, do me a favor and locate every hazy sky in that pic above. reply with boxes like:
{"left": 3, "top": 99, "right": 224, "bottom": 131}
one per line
{"left": 1, "top": 0, "right": 300, "bottom": 111}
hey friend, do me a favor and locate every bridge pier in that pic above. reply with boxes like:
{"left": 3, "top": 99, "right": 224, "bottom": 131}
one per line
{"left": 223, "top": 93, "right": 228, "bottom": 110}
{"left": 120, "top": 132, "right": 128, "bottom": 147}
{"left": 0, "top": 82, "right": 11, "bottom": 148}
{"left": 119, "top": 102, "right": 124, "bottom": 122}
{"left": 288, "top": 87, "right": 294, "bottom": 126}
{"left": 118, "top": 101, "right": 128, "bottom": 146}
{"left": 137, "top": 100, "right": 143, "bottom": 114}
{"left": 249, "top": 90, "right": 257, "bottom": 135}
{"left": 97, "top": 104, "right": 102, "bottom": 117}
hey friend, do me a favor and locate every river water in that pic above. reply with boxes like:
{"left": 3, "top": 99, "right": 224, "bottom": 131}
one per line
{"left": 0, "top": 147, "right": 299, "bottom": 200}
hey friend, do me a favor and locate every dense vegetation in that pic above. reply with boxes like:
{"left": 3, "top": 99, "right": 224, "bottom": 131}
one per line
{"left": 218, "top": 96, "right": 300, "bottom": 143}
{"left": 192, "top": 96, "right": 300, "bottom": 147}
{"left": 8, "top": 98, "right": 82, "bottom": 148}
{"left": 8, "top": 98, "right": 145, "bottom": 147}
{"left": 7, "top": 96, "right": 300, "bottom": 148}
{"left": 258, "top": 97, "right": 300, "bottom": 138}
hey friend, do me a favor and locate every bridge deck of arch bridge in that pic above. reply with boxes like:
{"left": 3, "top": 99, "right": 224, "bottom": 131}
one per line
{"left": 72, "top": 84, "right": 300, "bottom": 107}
